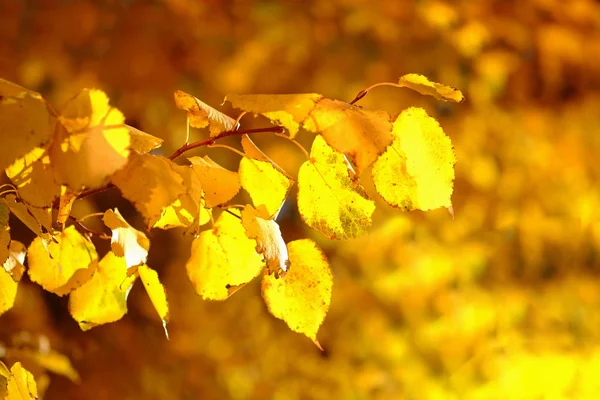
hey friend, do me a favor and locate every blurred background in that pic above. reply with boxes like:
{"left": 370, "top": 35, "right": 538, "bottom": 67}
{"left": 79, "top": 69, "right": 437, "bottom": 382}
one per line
{"left": 0, "top": 0, "right": 599, "bottom": 399}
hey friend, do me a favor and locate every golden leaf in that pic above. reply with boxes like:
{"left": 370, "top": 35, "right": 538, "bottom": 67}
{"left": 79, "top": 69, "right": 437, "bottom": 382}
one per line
{"left": 5, "top": 362, "right": 38, "bottom": 400}
{"left": 125, "top": 125, "right": 163, "bottom": 154}
{"left": 56, "top": 186, "right": 78, "bottom": 227}
{"left": 174, "top": 90, "right": 237, "bottom": 136}
{"left": 262, "top": 239, "right": 332, "bottom": 341}
{"left": 103, "top": 208, "right": 149, "bottom": 268}
{"left": 371, "top": 107, "right": 456, "bottom": 211}
{"left": 226, "top": 93, "right": 323, "bottom": 138}
{"left": 398, "top": 73, "right": 464, "bottom": 103}
{"left": 189, "top": 156, "right": 240, "bottom": 208}
{"left": 69, "top": 251, "right": 136, "bottom": 331}
{"left": 297, "top": 135, "right": 375, "bottom": 239}
{"left": 138, "top": 264, "right": 170, "bottom": 339}
{"left": 3, "top": 240, "right": 26, "bottom": 282}
{"left": 0, "top": 268, "right": 17, "bottom": 317}
{"left": 27, "top": 226, "right": 97, "bottom": 296}
{"left": 186, "top": 211, "right": 264, "bottom": 300}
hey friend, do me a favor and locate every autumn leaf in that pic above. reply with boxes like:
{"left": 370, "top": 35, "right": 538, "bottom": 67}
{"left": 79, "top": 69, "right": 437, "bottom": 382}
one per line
{"left": 371, "top": 107, "right": 456, "bottom": 211}
{"left": 189, "top": 156, "right": 240, "bottom": 208}
{"left": 0, "top": 80, "right": 55, "bottom": 172}
{"left": 186, "top": 211, "right": 264, "bottom": 300}
{"left": 57, "top": 186, "right": 78, "bottom": 227}
{"left": 103, "top": 208, "right": 149, "bottom": 268}
{"left": 0, "top": 269, "right": 17, "bottom": 317}
{"left": 3, "top": 240, "right": 26, "bottom": 282}
{"left": 174, "top": 90, "right": 237, "bottom": 136}
{"left": 0, "top": 198, "right": 9, "bottom": 265}
{"left": 138, "top": 264, "right": 170, "bottom": 339}
{"left": 297, "top": 135, "right": 375, "bottom": 239}
{"left": 239, "top": 156, "right": 293, "bottom": 219}
{"left": 50, "top": 89, "right": 130, "bottom": 190}
{"left": 69, "top": 251, "right": 136, "bottom": 331}
{"left": 398, "top": 73, "right": 464, "bottom": 102}
{"left": 303, "top": 98, "right": 393, "bottom": 174}
{"left": 3, "top": 194, "right": 52, "bottom": 240}
{"left": 27, "top": 226, "right": 98, "bottom": 296}
{"left": 241, "top": 205, "right": 289, "bottom": 275}
{"left": 5, "top": 147, "right": 60, "bottom": 208}
{"left": 0, "top": 239, "right": 26, "bottom": 316}
{"left": 3, "top": 362, "right": 38, "bottom": 400}
{"left": 125, "top": 125, "right": 164, "bottom": 154}
{"left": 262, "top": 239, "right": 332, "bottom": 342}
{"left": 6, "top": 347, "right": 80, "bottom": 383}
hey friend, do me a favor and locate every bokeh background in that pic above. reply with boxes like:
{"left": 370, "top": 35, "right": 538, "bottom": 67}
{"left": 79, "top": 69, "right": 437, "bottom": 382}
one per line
{"left": 1, "top": 0, "right": 599, "bottom": 399}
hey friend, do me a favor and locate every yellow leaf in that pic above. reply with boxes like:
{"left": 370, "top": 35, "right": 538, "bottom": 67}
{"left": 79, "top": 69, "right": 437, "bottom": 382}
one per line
{"left": 262, "top": 239, "right": 332, "bottom": 341}
{"left": 0, "top": 268, "right": 17, "bottom": 317}
{"left": 0, "top": 361, "right": 8, "bottom": 397}
{"left": 5, "top": 147, "right": 60, "bottom": 208}
{"left": 297, "top": 135, "right": 375, "bottom": 239}
{"left": 7, "top": 348, "right": 80, "bottom": 383}
{"left": 138, "top": 264, "right": 169, "bottom": 339}
{"left": 241, "top": 205, "right": 289, "bottom": 275}
{"left": 371, "top": 107, "right": 456, "bottom": 211}
{"left": 0, "top": 198, "right": 9, "bottom": 265}
{"left": 240, "top": 134, "right": 270, "bottom": 162}
{"left": 189, "top": 156, "right": 240, "bottom": 208}
{"left": 174, "top": 90, "right": 237, "bottom": 136}
{"left": 5, "top": 362, "right": 38, "bottom": 400}
{"left": 226, "top": 93, "right": 323, "bottom": 138}
{"left": 56, "top": 186, "right": 77, "bottom": 227}
{"left": 27, "top": 226, "right": 97, "bottom": 296}
{"left": 3, "top": 240, "right": 26, "bottom": 282}
{"left": 0, "top": 80, "right": 55, "bottom": 172}
{"left": 398, "top": 73, "right": 465, "bottom": 103}
{"left": 50, "top": 89, "right": 130, "bottom": 190}
{"left": 3, "top": 195, "right": 52, "bottom": 240}
{"left": 103, "top": 209, "right": 149, "bottom": 268}
{"left": 239, "top": 156, "right": 293, "bottom": 219}
{"left": 69, "top": 251, "right": 136, "bottom": 331}
{"left": 303, "top": 98, "right": 393, "bottom": 174}
{"left": 125, "top": 125, "right": 163, "bottom": 154}
{"left": 186, "top": 211, "right": 264, "bottom": 300}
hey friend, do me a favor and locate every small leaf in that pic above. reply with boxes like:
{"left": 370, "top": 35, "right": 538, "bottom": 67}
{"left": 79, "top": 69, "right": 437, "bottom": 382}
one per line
{"left": 138, "top": 264, "right": 170, "bottom": 339}
{"left": 69, "top": 251, "right": 136, "bottom": 331}
{"left": 398, "top": 73, "right": 464, "bottom": 103}
{"left": 125, "top": 125, "right": 163, "bottom": 154}
{"left": 27, "top": 226, "right": 98, "bottom": 296}
{"left": 174, "top": 90, "right": 237, "bottom": 136}
{"left": 241, "top": 205, "right": 289, "bottom": 275}
{"left": 6, "top": 362, "right": 38, "bottom": 400}
{"left": 189, "top": 156, "right": 240, "bottom": 208}
{"left": 239, "top": 156, "right": 293, "bottom": 219}
{"left": 56, "top": 186, "right": 78, "bottom": 227}
{"left": 3, "top": 240, "right": 26, "bottom": 282}
{"left": 262, "top": 239, "right": 332, "bottom": 341}
{"left": 186, "top": 211, "right": 264, "bottom": 300}
{"left": 297, "top": 135, "right": 375, "bottom": 239}
{"left": 103, "top": 208, "right": 149, "bottom": 268}
{"left": 371, "top": 107, "right": 456, "bottom": 211}
{"left": 226, "top": 93, "right": 323, "bottom": 138}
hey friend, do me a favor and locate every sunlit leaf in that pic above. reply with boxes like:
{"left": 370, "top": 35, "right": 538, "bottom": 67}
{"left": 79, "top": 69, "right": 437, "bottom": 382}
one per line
{"left": 27, "top": 226, "right": 97, "bottom": 296}
{"left": 262, "top": 239, "right": 332, "bottom": 341}
{"left": 241, "top": 205, "right": 289, "bottom": 275}
{"left": 69, "top": 251, "right": 136, "bottom": 331}
{"left": 303, "top": 98, "right": 393, "bottom": 174}
{"left": 398, "top": 73, "right": 464, "bottom": 103}
{"left": 226, "top": 93, "right": 323, "bottom": 138}
{"left": 372, "top": 107, "right": 456, "bottom": 211}
{"left": 239, "top": 156, "right": 293, "bottom": 219}
{"left": 5, "top": 362, "right": 38, "bottom": 400}
{"left": 3, "top": 194, "right": 52, "bottom": 239}
{"left": 186, "top": 211, "right": 264, "bottom": 300}
{"left": 50, "top": 89, "right": 130, "bottom": 190}
{"left": 0, "top": 81, "right": 55, "bottom": 172}
{"left": 57, "top": 186, "right": 77, "bottom": 227}
{"left": 103, "top": 208, "right": 149, "bottom": 268}
{"left": 125, "top": 125, "right": 163, "bottom": 154}
{"left": 189, "top": 156, "right": 240, "bottom": 208}
{"left": 3, "top": 240, "right": 26, "bottom": 282}
{"left": 297, "top": 135, "right": 375, "bottom": 239}
{"left": 174, "top": 90, "right": 237, "bottom": 136}
{"left": 0, "top": 268, "right": 17, "bottom": 317}
{"left": 138, "top": 264, "right": 170, "bottom": 339}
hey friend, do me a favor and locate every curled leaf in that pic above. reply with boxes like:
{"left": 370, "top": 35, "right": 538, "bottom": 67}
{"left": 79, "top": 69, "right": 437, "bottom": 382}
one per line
{"left": 138, "top": 265, "right": 170, "bottom": 339}
{"left": 174, "top": 90, "right": 237, "bottom": 136}
{"left": 103, "top": 208, "right": 149, "bottom": 268}
{"left": 398, "top": 73, "right": 464, "bottom": 103}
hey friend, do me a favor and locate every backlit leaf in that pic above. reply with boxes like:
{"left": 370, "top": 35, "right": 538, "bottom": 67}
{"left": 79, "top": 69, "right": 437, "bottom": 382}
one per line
{"left": 0, "top": 81, "right": 55, "bottom": 172}
{"left": 69, "top": 251, "right": 136, "bottom": 331}
{"left": 297, "top": 135, "right": 375, "bottom": 239}
{"left": 186, "top": 211, "right": 264, "bottom": 300}
{"left": 7, "top": 348, "right": 80, "bottom": 383}
{"left": 5, "top": 362, "right": 38, "bottom": 400}
{"left": 398, "top": 73, "right": 464, "bottom": 103}
{"left": 3, "top": 240, "right": 26, "bottom": 282}
{"left": 27, "top": 226, "right": 97, "bottom": 296}
{"left": 3, "top": 194, "right": 52, "bottom": 239}
{"left": 138, "top": 264, "right": 170, "bottom": 339}
{"left": 56, "top": 186, "right": 77, "bottom": 227}
{"left": 0, "top": 268, "right": 17, "bottom": 317}
{"left": 189, "top": 156, "right": 240, "bottom": 208}
{"left": 226, "top": 93, "right": 323, "bottom": 138}
{"left": 126, "top": 125, "right": 163, "bottom": 154}
{"left": 50, "top": 89, "right": 130, "bottom": 190}
{"left": 239, "top": 156, "right": 293, "bottom": 219}
{"left": 103, "top": 208, "right": 149, "bottom": 268}
{"left": 262, "top": 239, "right": 332, "bottom": 341}
{"left": 372, "top": 107, "right": 456, "bottom": 211}
{"left": 174, "top": 90, "right": 237, "bottom": 136}
{"left": 241, "top": 205, "right": 289, "bottom": 275}
{"left": 303, "top": 98, "right": 393, "bottom": 174}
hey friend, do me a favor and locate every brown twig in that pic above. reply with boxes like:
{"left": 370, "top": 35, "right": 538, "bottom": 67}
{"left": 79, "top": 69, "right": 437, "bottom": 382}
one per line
{"left": 349, "top": 82, "right": 404, "bottom": 105}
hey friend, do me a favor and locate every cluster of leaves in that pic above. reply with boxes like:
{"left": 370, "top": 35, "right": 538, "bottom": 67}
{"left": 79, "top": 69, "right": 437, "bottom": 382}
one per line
{"left": 0, "top": 73, "right": 460, "bottom": 355}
